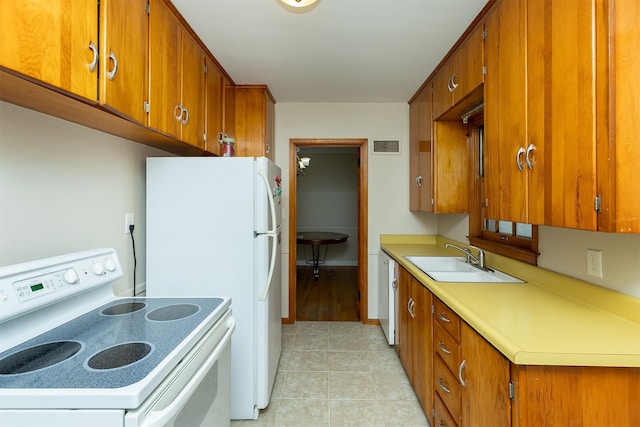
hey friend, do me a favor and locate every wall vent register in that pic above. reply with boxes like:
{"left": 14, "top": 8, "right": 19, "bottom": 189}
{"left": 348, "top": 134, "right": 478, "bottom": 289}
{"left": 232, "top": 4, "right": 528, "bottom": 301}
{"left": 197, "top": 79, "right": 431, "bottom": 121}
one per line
{"left": 372, "top": 139, "right": 400, "bottom": 154}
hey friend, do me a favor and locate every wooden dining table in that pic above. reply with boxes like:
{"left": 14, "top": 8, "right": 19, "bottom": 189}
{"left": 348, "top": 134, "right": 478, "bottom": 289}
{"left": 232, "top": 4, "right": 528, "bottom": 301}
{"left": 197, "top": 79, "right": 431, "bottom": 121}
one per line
{"left": 296, "top": 231, "right": 348, "bottom": 280}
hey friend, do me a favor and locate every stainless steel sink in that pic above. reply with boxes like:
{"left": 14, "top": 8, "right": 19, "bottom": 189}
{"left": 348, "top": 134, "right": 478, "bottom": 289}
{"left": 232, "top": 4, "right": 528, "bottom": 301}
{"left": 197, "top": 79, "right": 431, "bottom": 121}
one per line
{"left": 404, "top": 256, "right": 524, "bottom": 283}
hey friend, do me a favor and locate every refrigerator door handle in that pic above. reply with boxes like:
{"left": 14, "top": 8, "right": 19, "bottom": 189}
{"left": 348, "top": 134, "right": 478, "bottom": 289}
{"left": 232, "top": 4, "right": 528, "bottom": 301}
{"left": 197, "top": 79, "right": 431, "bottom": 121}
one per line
{"left": 258, "top": 169, "right": 278, "bottom": 301}
{"left": 258, "top": 170, "right": 277, "bottom": 234}
{"left": 259, "top": 231, "right": 278, "bottom": 301}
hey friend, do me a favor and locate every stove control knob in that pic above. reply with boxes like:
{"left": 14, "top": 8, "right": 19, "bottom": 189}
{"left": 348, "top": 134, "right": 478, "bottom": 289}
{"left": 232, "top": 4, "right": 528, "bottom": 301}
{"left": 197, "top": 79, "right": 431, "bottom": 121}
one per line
{"left": 64, "top": 268, "right": 79, "bottom": 284}
{"left": 105, "top": 258, "right": 116, "bottom": 272}
{"left": 92, "top": 263, "right": 105, "bottom": 276}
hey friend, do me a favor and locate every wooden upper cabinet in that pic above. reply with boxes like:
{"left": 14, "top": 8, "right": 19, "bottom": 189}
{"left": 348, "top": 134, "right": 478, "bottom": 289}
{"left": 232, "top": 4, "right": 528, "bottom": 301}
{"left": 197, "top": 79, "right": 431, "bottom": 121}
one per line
{"left": 99, "top": 0, "right": 148, "bottom": 125}
{"left": 484, "top": 0, "right": 529, "bottom": 224}
{"left": 409, "top": 84, "right": 433, "bottom": 212}
{"left": 231, "top": 86, "right": 276, "bottom": 160}
{"left": 410, "top": 81, "right": 468, "bottom": 214}
{"left": 180, "top": 29, "right": 206, "bottom": 149}
{"left": 205, "top": 59, "right": 224, "bottom": 155}
{"left": 432, "top": 23, "right": 485, "bottom": 120}
{"left": 598, "top": 0, "right": 640, "bottom": 233}
{"left": 432, "top": 121, "right": 470, "bottom": 214}
{"left": 148, "top": 0, "right": 205, "bottom": 149}
{"left": 527, "top": 0, "right": 598, "bottom": 230}
{"left": 0, "top": 0, "right": 98, "bottom": 101}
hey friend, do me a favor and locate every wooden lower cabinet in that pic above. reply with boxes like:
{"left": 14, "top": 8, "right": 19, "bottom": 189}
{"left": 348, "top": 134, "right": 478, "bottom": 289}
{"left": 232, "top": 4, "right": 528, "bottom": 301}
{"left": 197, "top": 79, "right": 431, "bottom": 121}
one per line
{"left": 400, "top": 283, "right": 640, "bottom": 427}
{"left": 396, "top": 266, "right": 434, "bottom": 416}
{"left": 512, "top": 365, "right": 640, "bottom": 427}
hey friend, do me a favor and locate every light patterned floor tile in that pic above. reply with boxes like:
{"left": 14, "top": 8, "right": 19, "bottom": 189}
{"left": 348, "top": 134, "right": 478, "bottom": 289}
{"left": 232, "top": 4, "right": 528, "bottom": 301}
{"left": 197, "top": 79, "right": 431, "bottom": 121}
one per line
{"left": 281, "top": 371, "right": 328, "bottom": 398}
{"left": 274, "top": 398, "right": 330, "bottom": 427}
{"left": 293, "top": 333, "right": 329, "bottom": 351}
{"left": 329, "top": 371, "right": 377, "bottom": 400}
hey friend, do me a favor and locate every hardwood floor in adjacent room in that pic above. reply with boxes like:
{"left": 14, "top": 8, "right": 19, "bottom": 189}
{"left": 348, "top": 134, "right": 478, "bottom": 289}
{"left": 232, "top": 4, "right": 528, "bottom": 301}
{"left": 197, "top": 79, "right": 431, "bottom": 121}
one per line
{"left": 296, "top": 266, "right": 359, "bottom": 322}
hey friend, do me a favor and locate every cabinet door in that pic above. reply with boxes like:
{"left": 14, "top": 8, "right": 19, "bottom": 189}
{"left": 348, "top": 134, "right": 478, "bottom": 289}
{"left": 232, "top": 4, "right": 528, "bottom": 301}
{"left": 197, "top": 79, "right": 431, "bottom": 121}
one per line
{"left": 451, "top": 23, "right": 485, "bottom": 105}
{"left": 409, "top": 84, "right": 433, "bottom": 212}
{"left": 233, "top": 86, "right": 275, "bottom": 158}
{"left": 180, "top": 29, "right": 206, "bottom": 149}
{"left": 599, "top": 0, "right": 640, "bottom": 233}
{"left": 99, "top": 0, "right": 148, "bottom": 125}
{"left": 396, "top": 266, "right": 412, "bottom": 373}
{"left": 528, "top": 0, "right": 598, "bottom": 230}
{"left": 484, "top": 0, "right": 528, "bottom": 223}
{"left": 432, "top": 121, "right": 470, "bottom": 213}
{"left": 0, "top": 0, "right": 98, "bottom": 101}
{"left": 148, "top": 0, "right": 181, "bottom": 139}
{"left": 460, "top": 322, "right": 511, "bottom": 427}
{"left": 431, "top": 62, "right": 454, "bottom": 120}
{"left": 411, "top": 278, "right": 433, "bottom": 416}
{"left": 205, "top": 58, "right": 224, "bottom": 155}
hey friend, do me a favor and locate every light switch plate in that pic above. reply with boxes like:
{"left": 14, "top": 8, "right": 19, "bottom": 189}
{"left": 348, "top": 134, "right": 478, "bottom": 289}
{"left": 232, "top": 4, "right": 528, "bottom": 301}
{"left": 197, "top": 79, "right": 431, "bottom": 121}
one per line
{"left": 587, "top": 249, "right": 603, "bottom": 278}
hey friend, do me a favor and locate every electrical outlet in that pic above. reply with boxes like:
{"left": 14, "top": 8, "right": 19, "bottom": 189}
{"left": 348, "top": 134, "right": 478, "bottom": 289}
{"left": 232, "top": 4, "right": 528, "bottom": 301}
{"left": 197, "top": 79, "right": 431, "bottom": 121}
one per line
{"left": 587, "top": 249, "right": 603, "bottom": 278}
{"left": 124, "top": 213, "right": 135, "bottom": 234}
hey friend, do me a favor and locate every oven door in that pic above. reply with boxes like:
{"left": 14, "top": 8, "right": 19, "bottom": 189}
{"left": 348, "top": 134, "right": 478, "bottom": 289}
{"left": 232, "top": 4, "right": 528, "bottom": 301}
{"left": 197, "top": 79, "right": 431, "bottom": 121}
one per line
{"left": 125, "top": 311, "right": 235, "bottom": 427}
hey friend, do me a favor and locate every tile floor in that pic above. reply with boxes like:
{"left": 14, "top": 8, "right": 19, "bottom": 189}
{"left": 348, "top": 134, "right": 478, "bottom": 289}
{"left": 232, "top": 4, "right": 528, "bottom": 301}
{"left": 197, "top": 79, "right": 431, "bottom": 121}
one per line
{"left": 231, "top": 321, "right": 431, "bottom": 427}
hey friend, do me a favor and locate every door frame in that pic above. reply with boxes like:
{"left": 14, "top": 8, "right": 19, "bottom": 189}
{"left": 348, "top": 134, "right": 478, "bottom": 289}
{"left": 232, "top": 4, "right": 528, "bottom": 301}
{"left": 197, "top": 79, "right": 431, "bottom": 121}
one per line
{"left": 286, "top": 138, "right": 368, "bottom": 324}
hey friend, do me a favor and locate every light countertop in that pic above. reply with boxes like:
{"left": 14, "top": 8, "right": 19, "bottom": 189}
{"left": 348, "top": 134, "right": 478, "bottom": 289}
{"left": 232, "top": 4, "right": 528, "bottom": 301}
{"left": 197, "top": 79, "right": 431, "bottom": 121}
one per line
{"left": 381, "top": 235, "right": 640, "bottom": 367}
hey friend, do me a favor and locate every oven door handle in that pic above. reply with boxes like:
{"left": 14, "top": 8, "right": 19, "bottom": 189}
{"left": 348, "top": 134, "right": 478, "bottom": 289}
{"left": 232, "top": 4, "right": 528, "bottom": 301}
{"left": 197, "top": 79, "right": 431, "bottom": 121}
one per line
{"left": 128, "top": 316, "right": 236, "bottom": 427}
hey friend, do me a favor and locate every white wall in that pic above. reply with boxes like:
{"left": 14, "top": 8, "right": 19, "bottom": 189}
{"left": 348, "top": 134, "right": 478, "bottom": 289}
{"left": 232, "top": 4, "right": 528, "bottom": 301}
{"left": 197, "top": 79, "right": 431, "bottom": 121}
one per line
{"left": 0, "top": 101, "right": 173, "bottom": 296}
{"left": 275, "top": 103, "right": 438, "bottom": 319}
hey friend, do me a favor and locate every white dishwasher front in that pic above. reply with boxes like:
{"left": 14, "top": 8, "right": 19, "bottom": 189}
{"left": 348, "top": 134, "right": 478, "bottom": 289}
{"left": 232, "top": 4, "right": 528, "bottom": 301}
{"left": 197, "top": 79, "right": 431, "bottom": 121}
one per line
{"left": 378, "top": 251, "right": 397, "bottom": 345}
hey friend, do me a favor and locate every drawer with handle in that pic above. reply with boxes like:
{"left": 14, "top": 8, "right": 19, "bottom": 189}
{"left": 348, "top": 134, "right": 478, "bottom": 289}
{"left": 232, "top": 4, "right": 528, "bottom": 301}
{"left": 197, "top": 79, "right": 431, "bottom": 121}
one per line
{"left": 434, "top": 298, "right": 461, "bottom": 341}
{"left": 434, "top": 353, "right": 461, "bottom": 423}
{"left": 434, "top": 320, "right": 461, "bottom": 374}
{"left": 435, "top": 393, "right": 459, "bottom": 427}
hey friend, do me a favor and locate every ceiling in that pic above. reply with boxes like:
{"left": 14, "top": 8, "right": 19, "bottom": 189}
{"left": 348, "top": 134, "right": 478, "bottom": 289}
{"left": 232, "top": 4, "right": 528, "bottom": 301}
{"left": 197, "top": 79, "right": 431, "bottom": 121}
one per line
{"left": 171, "top": 0, "right": 487, "bottom": 103}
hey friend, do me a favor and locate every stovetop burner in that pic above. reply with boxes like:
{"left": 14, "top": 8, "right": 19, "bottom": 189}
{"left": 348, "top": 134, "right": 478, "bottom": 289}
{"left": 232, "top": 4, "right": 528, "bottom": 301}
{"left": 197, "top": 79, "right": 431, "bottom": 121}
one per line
{"left": 147, "top": 303, "right": 199, "bottom": 321}
{"left": 87, "top": 342, "right": 153, "bottom": 370}
{"left": 102, "top": 302, "right": 147, "bottom": 316}
{"left": 0, "top": 341, "right": 82, "bottom": 375}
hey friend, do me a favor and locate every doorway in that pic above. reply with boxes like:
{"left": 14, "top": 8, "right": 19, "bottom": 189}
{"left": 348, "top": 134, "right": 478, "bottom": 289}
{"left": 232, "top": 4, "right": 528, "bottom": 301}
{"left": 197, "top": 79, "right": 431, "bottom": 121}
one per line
{"left": 287, "top": 138, "right": 368, "bottom": 323}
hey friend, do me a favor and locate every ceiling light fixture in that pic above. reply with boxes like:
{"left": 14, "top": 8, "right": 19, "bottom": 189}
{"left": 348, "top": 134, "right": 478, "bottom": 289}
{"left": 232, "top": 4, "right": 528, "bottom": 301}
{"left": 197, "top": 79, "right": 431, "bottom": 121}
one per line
{"left": 279, "top": 0, "right": 319, "bottom": 8}
{"left": 296, "top": 148, "right": 311, "bottom": 175}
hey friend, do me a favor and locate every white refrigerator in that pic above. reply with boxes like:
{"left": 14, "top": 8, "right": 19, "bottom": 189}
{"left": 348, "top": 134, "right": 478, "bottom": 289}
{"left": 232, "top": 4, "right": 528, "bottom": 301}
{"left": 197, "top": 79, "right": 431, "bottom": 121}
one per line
{"left": 145, "top": 156, "right": 282, "bottom": 420}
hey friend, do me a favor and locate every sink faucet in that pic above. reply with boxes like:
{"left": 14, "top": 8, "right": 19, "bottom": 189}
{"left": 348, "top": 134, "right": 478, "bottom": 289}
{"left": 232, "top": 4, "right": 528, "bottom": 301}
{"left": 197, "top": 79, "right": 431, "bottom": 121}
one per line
{"left": 445, "top": 243, "right": 486, "bottom": 270}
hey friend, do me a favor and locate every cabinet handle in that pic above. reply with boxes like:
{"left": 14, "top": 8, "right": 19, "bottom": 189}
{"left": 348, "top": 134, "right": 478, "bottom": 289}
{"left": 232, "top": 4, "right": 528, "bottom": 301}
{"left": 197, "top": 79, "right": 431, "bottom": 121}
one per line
{"left": 181, "top": 107, "right": 189, "bottom": 125}
{"left": 449, "top": 73, "right": 459, "bottom": 92}
{"left": 437, "top": 312, "right": 450, "bottom": 323}
{"left": 458, "top": 359, "right": 467, "bottom": 387}
{"left": 438, "top": 341, "right": 451, "bottom": 355}
{"left": 438, "top": 378, "right": 451, "bottom": 393}
{"left": 515, "top": 146, "right": 525, "bottom": 172}
{"left": 525, "top": 143, "right": 536, "bottom": 170}
{"left": 174, "top": 105, "right": 184, "bottom": 121}
{"left": 416, "top": 175, "right": 423, "bottom": 187}
{"left": 107, "top": 51, "right": 118, "bottom": 80}
{"left": 88, "top": 41, "right": 98, "bottom": 73}
{"left": 266, "top": 143, "right": 271, "bottom": 154}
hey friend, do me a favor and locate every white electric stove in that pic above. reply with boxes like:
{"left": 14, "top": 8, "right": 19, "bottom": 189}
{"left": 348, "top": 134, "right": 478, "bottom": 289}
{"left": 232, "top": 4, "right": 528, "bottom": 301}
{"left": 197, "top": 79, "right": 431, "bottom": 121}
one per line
{"left": 0, "top": 248, "right": 234, "bottom": 427}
